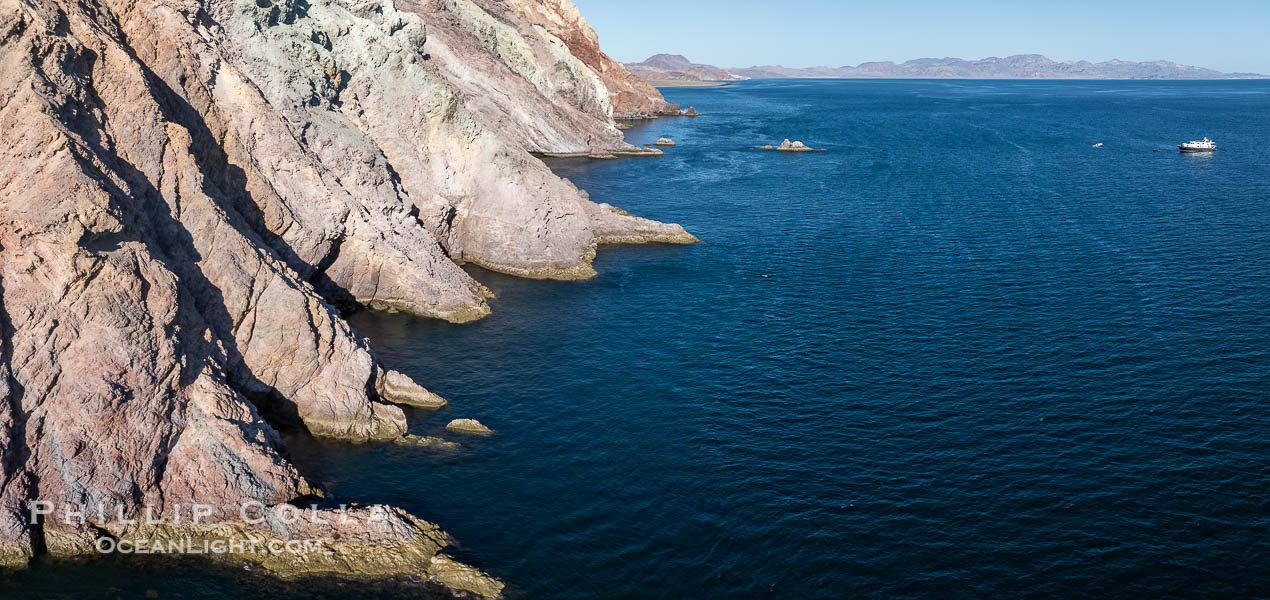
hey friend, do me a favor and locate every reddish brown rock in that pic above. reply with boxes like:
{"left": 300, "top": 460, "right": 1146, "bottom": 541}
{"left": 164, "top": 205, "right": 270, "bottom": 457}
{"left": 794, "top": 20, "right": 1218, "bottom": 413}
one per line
{"left": 0, "top": 0, "right": 695, "bottom": 592}
{"left": 0, "top": 0, "right": 446, "bottom": 576}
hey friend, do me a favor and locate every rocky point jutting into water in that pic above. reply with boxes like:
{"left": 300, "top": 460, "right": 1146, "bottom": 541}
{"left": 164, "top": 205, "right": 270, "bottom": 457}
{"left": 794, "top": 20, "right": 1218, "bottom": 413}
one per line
{"left": 0, "top": 0, "right": 694, "bottom": 594}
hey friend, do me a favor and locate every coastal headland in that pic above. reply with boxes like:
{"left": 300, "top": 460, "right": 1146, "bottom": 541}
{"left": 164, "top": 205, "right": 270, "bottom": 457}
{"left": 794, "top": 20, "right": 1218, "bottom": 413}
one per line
{"left": 0, "top": 0, "right": 696, "bottom": 594}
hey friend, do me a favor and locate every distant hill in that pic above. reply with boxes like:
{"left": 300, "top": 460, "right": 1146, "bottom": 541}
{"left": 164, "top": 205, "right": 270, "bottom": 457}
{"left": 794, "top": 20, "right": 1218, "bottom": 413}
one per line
{"left": 624, "top": 54, "right": 748, "bottom": 82}
{"left": 730, "top": 55, "right": 1266, "bottom": 80}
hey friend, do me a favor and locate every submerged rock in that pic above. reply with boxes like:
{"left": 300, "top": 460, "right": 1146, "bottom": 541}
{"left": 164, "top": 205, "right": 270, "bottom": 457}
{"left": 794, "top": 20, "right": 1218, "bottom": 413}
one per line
{"left": 395, "top": 435, "right": 462, "bottom": 451}
{"left": 612, "top": 147, "right": 665, "bottom": 157}
{"left": 446, "top": 419, "right": 495, "bottom": 436}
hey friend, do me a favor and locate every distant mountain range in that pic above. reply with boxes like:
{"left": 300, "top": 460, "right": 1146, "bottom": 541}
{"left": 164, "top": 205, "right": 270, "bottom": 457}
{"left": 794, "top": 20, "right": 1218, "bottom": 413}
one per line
{"left": 623, "top": 54, "right": 748, "bottom": 82}
{"left": 624, "top": 54, "right": 1265, "bottom": 82}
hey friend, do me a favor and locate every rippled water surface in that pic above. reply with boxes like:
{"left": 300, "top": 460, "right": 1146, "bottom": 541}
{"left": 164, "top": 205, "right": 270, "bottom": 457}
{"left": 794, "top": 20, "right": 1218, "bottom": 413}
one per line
{"left": 7, "top": 80, "right": 1270, "bottom": 598}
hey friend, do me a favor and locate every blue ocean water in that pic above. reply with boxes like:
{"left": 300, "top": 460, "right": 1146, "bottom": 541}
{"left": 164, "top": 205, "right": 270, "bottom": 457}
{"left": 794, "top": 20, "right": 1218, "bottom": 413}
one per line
{"left": 336, "top": 80, "right": 1270, "bottom": 598}
{"left": 6, "top": 80, "right": 1270, "bottom": 598}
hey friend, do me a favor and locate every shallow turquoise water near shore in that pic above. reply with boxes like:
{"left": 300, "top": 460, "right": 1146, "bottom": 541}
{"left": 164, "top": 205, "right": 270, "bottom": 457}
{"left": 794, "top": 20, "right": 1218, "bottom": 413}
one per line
{"left": 6, "top": 80, "right": 1270, "bottom": 598}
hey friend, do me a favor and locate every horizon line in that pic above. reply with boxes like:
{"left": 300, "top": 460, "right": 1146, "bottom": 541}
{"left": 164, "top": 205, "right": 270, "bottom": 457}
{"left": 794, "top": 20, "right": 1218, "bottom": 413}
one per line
{"left": 625, "top": 52, "right": 1266, "bottom": 76}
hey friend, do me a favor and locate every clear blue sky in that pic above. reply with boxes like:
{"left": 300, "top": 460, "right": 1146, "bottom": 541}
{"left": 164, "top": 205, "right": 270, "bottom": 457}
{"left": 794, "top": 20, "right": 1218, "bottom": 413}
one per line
{"left": 573, "top": 0, "right": 1270, "bottom": 74}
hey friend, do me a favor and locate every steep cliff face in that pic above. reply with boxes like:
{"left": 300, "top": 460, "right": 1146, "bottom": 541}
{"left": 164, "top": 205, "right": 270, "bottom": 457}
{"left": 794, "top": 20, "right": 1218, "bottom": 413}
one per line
{"left": 402, "top": 0, "right": 621, "bottom": 153}
{"left": 0, "top": 0, "right": 691, "bottom": 592}
{"left": 475, "top": 0, "right": 682, "bottom": 118}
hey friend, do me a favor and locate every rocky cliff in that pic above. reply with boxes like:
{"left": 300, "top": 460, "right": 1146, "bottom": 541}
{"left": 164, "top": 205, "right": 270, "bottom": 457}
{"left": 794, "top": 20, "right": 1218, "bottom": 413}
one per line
{"left": 485, "top": 0, "right": 682, "bottom": 118}
{"left": 0, "top": 0, "right": 692, "bottom": 594}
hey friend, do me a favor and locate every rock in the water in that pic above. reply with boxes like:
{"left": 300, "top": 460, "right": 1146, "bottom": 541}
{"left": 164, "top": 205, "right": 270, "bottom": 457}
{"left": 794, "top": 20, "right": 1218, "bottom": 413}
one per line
{"left": 759, "top": 144, "right": 775, "bottom": 150}
{"left": 379, "top": 370, "right": 448, "bottom": 410}
{"left": 654, "top": 138, "right": 677, "bottom": 147}
{"left": 776, "top": 139, "right": 823, "bottom": 152}
{"left": 394, "top": 435, "right": 462, "bottom": 451}
{"left": 446, "top": 419, "right": 495, "bottom": 436}
{"left": 428, "top": 554, "right": 508, "bottom": 600}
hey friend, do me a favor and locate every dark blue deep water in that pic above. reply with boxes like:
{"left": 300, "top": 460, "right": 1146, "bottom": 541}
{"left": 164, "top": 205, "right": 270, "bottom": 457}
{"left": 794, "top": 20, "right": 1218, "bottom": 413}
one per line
{"left": 6, "top": 80, "right": 1270, "bottom": 598}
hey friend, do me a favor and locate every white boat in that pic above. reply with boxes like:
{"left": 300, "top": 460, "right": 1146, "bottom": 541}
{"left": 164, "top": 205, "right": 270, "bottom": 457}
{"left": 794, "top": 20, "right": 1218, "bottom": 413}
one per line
{"left": 1178, "top": 138, "right": 1216, "bottom": 153}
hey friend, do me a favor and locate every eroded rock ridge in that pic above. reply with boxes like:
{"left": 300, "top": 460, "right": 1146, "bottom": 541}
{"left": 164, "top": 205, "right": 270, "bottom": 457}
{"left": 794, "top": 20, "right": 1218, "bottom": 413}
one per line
{"left": 0, "top": 0, "right": 693, "bottom": 593}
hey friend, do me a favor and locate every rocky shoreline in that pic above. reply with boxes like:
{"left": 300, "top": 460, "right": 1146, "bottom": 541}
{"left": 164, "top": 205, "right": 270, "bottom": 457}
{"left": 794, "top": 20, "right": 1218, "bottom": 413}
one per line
{"left": 0, "top": 0, "right": 696, "bottom": 595}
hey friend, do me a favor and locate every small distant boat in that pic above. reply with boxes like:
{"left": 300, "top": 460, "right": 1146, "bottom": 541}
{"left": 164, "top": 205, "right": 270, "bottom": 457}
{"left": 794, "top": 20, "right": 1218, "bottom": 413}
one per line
{"left": 1178, "top": 138, "right": 1216, "bottom": 153}
{"left": 1092, "top": 142, "right": 1103, "bottom": 148}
